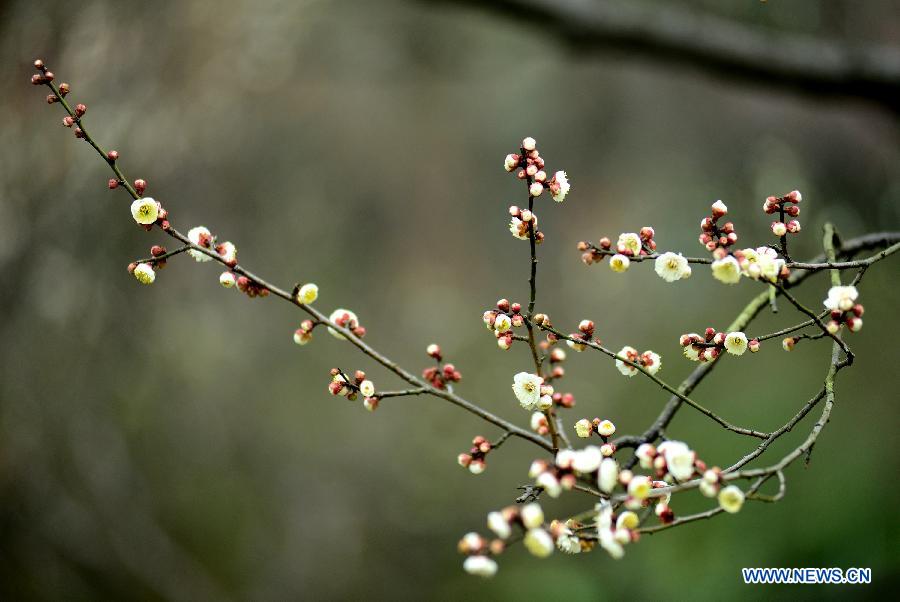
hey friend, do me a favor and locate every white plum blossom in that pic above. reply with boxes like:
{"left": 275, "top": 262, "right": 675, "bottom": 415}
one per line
{"left": 635, "top": 443, "right": 656, "bottom": 470}
{"left": 615, "top": 346, "right": 639, "bottom": 377}
{"left": 572, "top": 446, "right": 603, "bottom": 474}
{"left": 609, "top": 253, "right": 630, "bottom": 273}
{"left": 521, "top": 503, "right": 544, "bottom": 529}
{"left": 524, "top": 528, "right": 554, "bottom": 557}
{"left": 555, "top": 528, "right": 581, "bottom": 554}
{"left": 616, "top": 511, "right": 639, "bottom": 531}
{"left": 133, "top": 262, "right": 155, "bottom": 285}
{"left": 359, "top": 380, "right": 375, "bottom": 398}
{"left": 724, "top": 331, "right": 748, "bottom": 356}
{"left": 537, "top": 394, "right": 553, "bottom": 410}
{"left": 551, "top": 170, "right": 570, "bottom": 203}
{"left": 463, "top": 555, "right": 498, "bottom": 577}
{"left": 487, "top": 511, "right": 511, "bottom": 539}
{"left": 509, "top": 217, "right": 529, "bottom": 240}
{"left": 297, "top": 283, "right": 319, "bottom": 304}
{"left": 512, "top": 372, "right": 543, "bottom": 410}
{"left": 659, "top": 440, "right": 695, "bottom": 482}
{"left": 216, "top": 241, "right": 237, "bottom": 264}
{"left": 536, "top": 471, "right": 562, "bottom": 498}
{"left": 616, "top": 232, "right": 642, "bottom": 256}
{"left": 711, "top": 255, "right": 741, "bottom": 284}
{"left": 130, "top": 197, "right": 158, "bottom": 225}
{"left": 531, "top": 412, "right": 548, "bottom": 433}
{"left": 599, "top": 528, "right": 625, "bottom": 559}
{"left": 718, "top": 485, "right": 745, "bottom": 513}
{"left": 598, "top": 458, "right": 619, "bottom": 493}
{"left": 654, "top": 252, "right": 692, "bottom": 282}
{"left": 597, "top": 419, "right": 616, "bottom": 437}
{"left": 327, "top": 308, "right": 359, "bottom": 339}
{"left": 219, "top": 271, "right": 236, "bottom": 288}
{"left": 187, "top": 226, "right": 214, "bottom": 262}
{"left": 642, "top": 351, "right": 662, "bottom": 375}
{"left": 574, "top": 418, "right": 593, "bottom": 438}
{"left": 824, "top": 285, "right": 859, "bottom": 312}
{"left": 493, "top": 313, "right": 512, "bottom": 332}
{"left": 627, "top": 475, "right": 652, "bottom": 499}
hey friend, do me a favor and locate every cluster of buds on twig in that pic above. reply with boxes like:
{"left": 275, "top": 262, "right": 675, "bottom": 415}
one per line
{"left": 292, "top": 317, "right": 319, "bottom": 346}
{"left": 563, "top": 319, "right": 598, "bottom": 352}
{"left": 699, "top": 201, "right": 738, "bottom": 256}
{"left": 696, "top": 468, "right": 746, "bottom": 514}
{"left": 482, "top": 298, "right": 526, "bottom": 350}
{"left": 529, "top": 445, "right": 611, "bottom": 498}
{"left": 327, "top": 368, "right": 375, "bottom": 405}
{"left": 614, "top": 346, "right": 661, "bottom": 376}
{"left": 595, "top": 504, "right": 642, "bottom": 559}
{"left": 422, "top": 344, "right": 462, "bottom": 389}
{"left": 457, "top": 435, "right": 495, "bottom": 474}
{"left": 764, "top": 190, "right": 802, "bottom": 237}
{"left": 504, "top": 137, "right": 570, "bottom": 203}
{"left": 544, "top": 346, "right": 570, "bottom": 383}
{"left": 680, "top": 328, "right": 759, "bottom": 362}
{"left": 823, "top": 285, "right": 864, "bottom": 333}
{"left": 576, "top": 227, "right": 657, "bottom": 273}
{"left": 573, "top": 418, "right": 617, "bottom": 451}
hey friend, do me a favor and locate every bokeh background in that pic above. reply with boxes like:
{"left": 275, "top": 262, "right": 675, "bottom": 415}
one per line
{"left": 1, "top": 0, "right": 899, "bottom": 599}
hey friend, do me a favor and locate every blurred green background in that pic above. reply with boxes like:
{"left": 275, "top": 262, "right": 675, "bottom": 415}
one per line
{"left": 1, "top": 0, "right": 899, "bottom": 599}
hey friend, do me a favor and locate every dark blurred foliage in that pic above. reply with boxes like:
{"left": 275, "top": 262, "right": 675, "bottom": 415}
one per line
{"left": 1, "top": 0, "right": 898, "bottom": 599}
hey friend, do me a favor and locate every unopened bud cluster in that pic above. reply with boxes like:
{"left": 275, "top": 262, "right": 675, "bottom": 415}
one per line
{"left": 422, "top": 344, "right": 462, "bottom": 390}
{"left": 680, "top": 328, "right": 759, "bottom": 362}
{"left": 327, "top": 368, "right": 377, "bottom": 410}
{"left": 504, "top": 137, "right": 570, "bottom": 202}
{"left": 457, "top": 435, "right": 495, "bottom": 475}
{"left": 763, "top": 190, "right": 802, "bottom": 237}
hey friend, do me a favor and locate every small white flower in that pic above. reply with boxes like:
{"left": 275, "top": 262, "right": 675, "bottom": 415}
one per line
{"left": 615, "top": 346, "right": 639, "bottom": 377}
{"left": 494, "top": 313, "right": 512, "bottom": 332}
{"left": 327, "top": 308, "right": 359, "bottom": 339}
{"left": 531, "top": 412, "right": 547, "bottom": 433}
{"left": 219, "top": 271, "right": 236, "bottom": 288}
{"left": 512, "top": 372, "right": 543, "bottom": 410}
{"left": 504, "top": 153, "right": 518, "bottom": 172}
{"left": 572, "top": 446, "right": 603, "bottom": 474}
{"left": 523, "top": 528, "right": 554, "bottom": 558}
{"left": 683, "top": 343, "right": 701, "bottom": 362}
{"left": 468, "top": 460, "right": 485, "bottom": 475}
{"left": 556, "top": 529, "right": 581, "bottom": 554}
{"left": 660, "top": 440, "right": 695, "bottom": 482}
{"left": 599, "top": 529, "right": 625, "bottom": 559}
{"left": 487, "top": 511, "right": 511, "bottom": 539}
{"left": 724, "top": 332, "right": 748, "bottom": 356}
{"left": 297, "top": 283, "right": 319, "bottom": 305}
{"left": 654, "top": 252, "right": 691, "bottom": 282}
{"left": 616, "top": 233, "right": 642, "bottom": 255}
{"left": 521, "top": 503, "right": 544, "bottom": 529}
{"left": 216, "top": 241, "right": 237, "bottom": 264}
{"left": 596, "top": 419, "right": 616, "bottom": 437}
{"left": 187, "top": 226, "right": 214, "bottom": 262}
{"left": 133, "top": 262, "right": 155, "bottom": 285}
{"left": 555, "top": 449, "right": 576, "bottom": 469}
{"left": 293, "top": 329, "right": 311, "bottom": 346}
{"left": 598, "top": 458, "right": 619, "bottom": 493}
{"left": 463, "top": 555, "right": 498, "bottom": 577}
{"left": 609, "top": 253, "right": 631, "bottom": 273}
{"left": 508, "top": 217, "right": 529, "bottom": 240}
{"left": 635, "top": 444, "right": 656, "bottom": 469}
{"left": 757, "top": 252, "right": 785, "bottom": 283}
{"left": 711, "top": 255, "right": 741, "bottom": 284}
{"left": 551, "top": 170, "right": 570, "bottom": 203}
{"left": 823, "top": 285, "right": 859, "bottom": 312}
{"left": 574, "top": 418, "right": 593, "bottom": 438}
{"left": 699, "top": 480, "right": 719, "bottom": 498}
{"left": 627, "top": 475, "right": 652, "bottom": 499}
{"left": 536, "top": 472, "right": 562, "bottom": 498}
{"left": 771, "top": 221, "right": 787, "bottom": 237}
{"left": 359, "top": 380, "right": 375, "bottom": 398}
{"left": 718, "top": 484, "right": 745, "bottom": 513}
{"left": 642, "top": 351, "right": 662, "bottom": 375}
{"left": 130, "top": 198, "right": 159, "bottom": 225}
{"left": 616, "top": 511, "right": 639, "bottom": 531}
{"left": 537, "top": 394, "right": 553, "bottom": 410}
